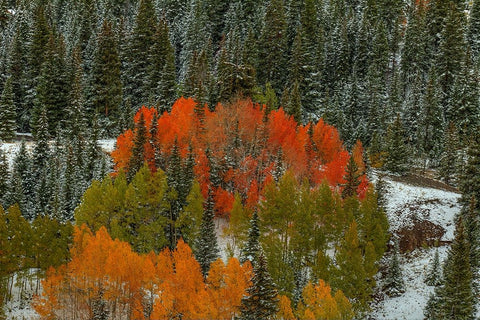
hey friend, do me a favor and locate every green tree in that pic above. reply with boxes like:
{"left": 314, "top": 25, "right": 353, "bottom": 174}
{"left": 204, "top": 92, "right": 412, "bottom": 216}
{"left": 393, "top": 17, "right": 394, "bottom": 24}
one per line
{"left": 240, "top": 210, "right": 261, "bottom": 264}
{"left": 126, "top": 112, "right": 147, "bottom": 181}
{"left": 91, "top": 19, "right": 123, "bottom": 134}
{"left": 194, "top": 189, "right": 219, "bottom": 277}
{"left": 342, "top": 155, "right": 361, "bottom": 199}
{"left": 0, "top": 78, "right": 16, "bottom": 141}
{"left": 426, "top": 248, "right": 442, "bottom": 286}
{"left": 239, "top": 251, "right": 279, "bottom": 320}
{"left": 384, "top": 239, "right": 405, "bottom": 297}
{"left": 124, "top": 0, "right": 157, "bottom": 106}
{"left": 257, "top": 0, "right": 288, "bottom": 94}
{"left": 384, "top": 114, "right": 409, "bottom": 174}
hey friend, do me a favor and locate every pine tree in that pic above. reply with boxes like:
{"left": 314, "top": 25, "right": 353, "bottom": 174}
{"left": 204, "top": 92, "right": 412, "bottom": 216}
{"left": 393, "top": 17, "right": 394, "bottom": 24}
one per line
{"left": 0, "top": 149, "right": 9, "bottom": 207}
{"left": 149, "top": 19, "right": 176, "bottom": 110}
{"left": 384, "top": 114, "right": 409, "bottom": 174}
{"left": 384, "top": 239, "right": 405, "bottom": 297}
{"left": 425, "top": 248, "right": 442, "bottom": 286}
{"left": 257, "top": 0, "right": 288, "bottom": 94}
{"left": 7, "top": 141, "right": 33, "bottom": 219}
{"left": 91, "top": 19, "right": 122, "bottom": 134}
{"left": 0, "top": 77, "right": 16, "bottom": 142}
{"left": 240, "top": 210, "right": 261, "bottom": 264}
{"left": 126, "top": 112, "right": 147, "bottom": 181}
{"left": 239, "top": 251, "right": 279, "bottom": 320}
{"left": 438, "top": 122, "right": 459, "bottom": 185}
{"left": 124, "top": 0, "right": 157, "bottom": 106}
{"left": 287, "top": 81, "right": 302, "bottom": 123}
{"left": 33, "top": 34, "right": 70, "bottom": 135}
{"left": 436, "top": 1, "right": 467, "bottom": 107}
{"left": 32, "top": 108, "right": 51, "bottom": 217}
{"left": 195, "top": 189, "right": 219, "bottom": 277}
{"left": 468, "top": 0, "right": 480, "bottom": 59}
{"left": 342, "top": 154, "right": 361, "bottom": 199}
{"left": 434, "top": 218, "right": 476, "bottom": 319}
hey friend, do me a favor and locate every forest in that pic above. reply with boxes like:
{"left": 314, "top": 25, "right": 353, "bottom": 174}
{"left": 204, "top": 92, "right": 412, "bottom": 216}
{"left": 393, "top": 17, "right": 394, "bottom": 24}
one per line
{"left": 0, "top": 0, "right": 479, "bottom": 318}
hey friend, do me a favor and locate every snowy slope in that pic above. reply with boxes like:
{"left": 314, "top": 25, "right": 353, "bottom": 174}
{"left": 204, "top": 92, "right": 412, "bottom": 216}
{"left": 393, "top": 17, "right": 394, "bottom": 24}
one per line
{"left": 371, "top": 173, "right": 460, "bottom": 319}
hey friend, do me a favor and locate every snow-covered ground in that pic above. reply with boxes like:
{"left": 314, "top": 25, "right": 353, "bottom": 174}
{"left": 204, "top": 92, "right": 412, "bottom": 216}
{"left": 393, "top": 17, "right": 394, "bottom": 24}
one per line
{"left": 371, "top": 173, "right": 460, "bottom": 319}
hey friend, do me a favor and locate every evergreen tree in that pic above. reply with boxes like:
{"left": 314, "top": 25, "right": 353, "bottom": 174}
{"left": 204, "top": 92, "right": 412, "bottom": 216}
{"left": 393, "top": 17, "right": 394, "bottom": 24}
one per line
{"left": 287, "top": 81, "right": 302, "bottom": 123}
{"left": 124, "top": 0, "right": 157, "bottom": 106}
{"left": 149, "top": 18, "right": 176, "bottom": 110}
{"left": 0, "top": 149, "right": 9, "bottom": 206}
{"left": 257, "top": 0, "right": 288, "bottom": 94}
{"left": 342, "top": 154, "right": 361, "bottom": 199}
{"left": 7, "top": 141, "right": 33, "bottom": 219}
{"left": 239, "top": 251, "right": 279, "bottom": 320}
{"left": 425, "top": 248, "right": 442, "bottom": 286}
{"left": 91, "top": 19, "right": 122, "bottom": 134}
{"left": 433, "top": 218, "right": 476, "bottom": 319}
{"left": 32, "top": 108, "right": 51, "bottom": 217}
{"left": 33, "top": 34, "right": 70, "bottom": 135}
{"left": 0, "top": 77, "right": 16, "bottom": 141}
{"left": 384, "top": 114, "right": 409, "bottom": 174}
{"left": 126, "top": 112, "right": 147, "bottom": 181}
{"left": 194, "top": 189, "right": 219, "bottom": 277}
{"left": 468, "top": 0, "right": 480, "bottom": 59}
{"left": 384, "top": 239, "right": 405, "bottom": 297}
{"left": 436, "top": 1, "right": 467, "bottom": 107}
{"left": 438, "top": 122, "right": 459, "bottom": 184}
{"left": 240, "top": 210, "right": 261, "bottom": 264}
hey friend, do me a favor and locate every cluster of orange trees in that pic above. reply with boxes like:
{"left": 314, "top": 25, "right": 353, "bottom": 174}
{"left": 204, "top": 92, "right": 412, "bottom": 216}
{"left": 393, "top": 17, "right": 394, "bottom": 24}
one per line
{"left": 34, "top": 225, "right": 353, "bottom": 319}
{"left": 33, "top": 97, "right": 385, "bottom": 319}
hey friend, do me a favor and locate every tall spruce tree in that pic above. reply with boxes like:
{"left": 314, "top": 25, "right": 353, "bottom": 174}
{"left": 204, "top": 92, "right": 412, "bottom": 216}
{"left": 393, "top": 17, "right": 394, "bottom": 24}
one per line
{"left": 91, "top": 19, "right": 122, "bottom": 135}
{"left": 0, "top": 77, "right": 16, "bottom": 142}
{"left": 384, "top": 114, "right": 409, "bottom": 174}
{"left": 240, "top": 210, "right": 261, "bottom": 264}
{"left": 239, "top": 251, "right": 279, "bottom": 320}
{"left": 125, "top": 0, "right": 157, "bottom": 107}
{"left": 426, "top": 248, "right": 442, "bottom": 286}
{"left": 384, "top": 239, "right": 405, "bottom": 297}
{"left": 194, "top": 189, "right": 219, "bottom": 277}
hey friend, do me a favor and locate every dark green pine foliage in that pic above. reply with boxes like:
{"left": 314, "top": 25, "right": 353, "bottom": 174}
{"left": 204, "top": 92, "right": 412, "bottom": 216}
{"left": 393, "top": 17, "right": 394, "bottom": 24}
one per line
{"left": 418, "top": 70, "right": 443, "bottom": 162}
{"left": 180, "top": 0, "right": 211, "bottom": 79}
{"left": 8, "top": 28, "right": 29, "bottom": 133}
{"left": 0, "top": 0, "right": 8, "bottom": 30}
{"left": 125, "top": 0, "right": 157, "bottom": 107}
{"left": 459, "top": 136, "right": 480, "bottom": 209}
{"left": 240, "top": 210, "right": 261, "bottom": 264}
{"left": 257, "top": 0, "right": 288, "bottom": 94}
{"left": 184, "top": 48, "right": 213, "bottom": 105}
{"left": 91, "top": 19, "right": 122, "bottom": 135}
{"left": 433, "top": 219, "right": 476, "bottom": 319}
{"left": 384, "top": 240, "right": 405, "bottom": 297}
{"left": 462, "top": 196, "right": 480, "bottom": 276}
{"left": 195, "top": 189, "right": 219, "bottom": 277}
{"left": 438, "top": 122, "right": 460, "bottom": 185}
{"left": 375, "top": 173, "right": 388, "bottom": 209}
{"left": 0, "top": 78, "right": 16, "bottom": 141}
{"left": 126, "top": 112, "right": 147, "bottom": 181}
{"left": 436, "top": 1, "right": 467, "bottom": 107}
{"left": 33, "top": 34, "right": 70, "bottom": 135}
{"left": 7, "top": 141, "right": 33, "bottom": 219}
{"left": 149, "top": 19, "right": 176, "bottom": 111}
{"left": 0, "top": 149, "right": 9, "bottom": 206}
{"left": 468, "top": 0, "right": 480, "bottom": 59}
{"left": 32, "top": 108, "right": 51, "bottom": 217}
{"left": 401, "top": 2, "right": 428, "bottom": 89}
{"left": 426, "top": 248, "right": 442, "bottom": 286}
{"left": 239, "top": 251, "right": 279, "bottom": 320}
{"left": 203, "top": 0, "right": 229, "bottom": 47}
{"left": 29, "top": 6, "right": 51, "bottom": 83}
{"left": 342, "top": 154, "right": 361, "bottom": 199}
{"left": 384, "top": 114, "right": 409, "bottom": 174}
{"left": 84, "top": 116, "right": 102, "bottom": 182}
{"left": 446, "top": 56, "right": 480, "bottom": 138}
{"left": 287, "top": 81, "right": 302, "bottom": 123}
{"left": 166, "top": 140, "right": 183, "bottom": 248}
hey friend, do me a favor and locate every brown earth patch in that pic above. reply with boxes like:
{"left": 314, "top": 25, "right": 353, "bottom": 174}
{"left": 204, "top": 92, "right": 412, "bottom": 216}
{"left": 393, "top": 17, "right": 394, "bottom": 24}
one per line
{"left": 397, "top": 218, "right": 446, "bottom": 252}
{"left": 386, "top": 172, "right": 459, "bottom": 193}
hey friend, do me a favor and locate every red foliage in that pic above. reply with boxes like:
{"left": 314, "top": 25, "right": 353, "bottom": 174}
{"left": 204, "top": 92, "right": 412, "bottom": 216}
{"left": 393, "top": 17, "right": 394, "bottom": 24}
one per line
{"left": 112, "top": 97, "right": 368, "bottom": 216}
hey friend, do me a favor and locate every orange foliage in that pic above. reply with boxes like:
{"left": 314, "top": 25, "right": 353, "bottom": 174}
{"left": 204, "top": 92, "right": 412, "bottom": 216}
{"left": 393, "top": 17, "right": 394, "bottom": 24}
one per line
{"left": 34, "top": 226, "right": 252, "bottom": 320}
{"left": 112, "top": 97, "right": 368, "bottom": 216}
